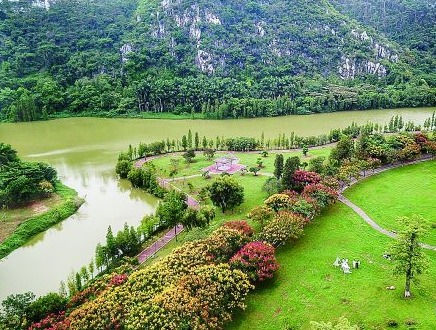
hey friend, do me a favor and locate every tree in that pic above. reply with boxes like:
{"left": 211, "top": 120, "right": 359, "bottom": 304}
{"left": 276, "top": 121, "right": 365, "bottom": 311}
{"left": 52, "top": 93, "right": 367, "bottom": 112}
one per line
{"left": 194, "top": 132, "right": 199, "bottom": 150}
{"left": 0, "top": 292, "right": 35, "bottom": 330}
{"left": 203, "top": 148, "right": 215, "bottom": 160}
{"left": 249, "top": 166, "right": 260, "bottom": 176}
{"left": 182, "top": 149, "right": 196, "bottom": 163}
{"left": 207, "top": 176, "right": 244, "bottom": 213}
{"left": 181, "top": 207, "right": 214, "bottom": 230}
{"left": 281, "top": 156, "right": 300, "bottom": 190}
{"left": 187, "top": 129, "right": 193, "bottom": 149}
{"left": 262, "top": 177, "right": 281, "bottom": 196}
{"left": 329, "top": 135, "right": 354, "bottom": 165}
{"left": 273, "top": 154, "right": 284, "bottom": 179}
{"left": 115, "top": 159, "right": 132, "bottom": 178}
{"left": 181, "top": 135, "right": 188, "bottom": 151}
{"left": 302, "top": 144, "right": 309, "bottom": 156}
{"left": 388, "top": 215, "right": 429, "bottom": 298}
{"left": 26, "top": 293, "right": 67, "bottom": 325}
{"left": 308, "top": 156, "right": 325, "bottom": 174}
{"left": 156, "top": 190, "right": 187, "bottom": 240}
{"left": 106, "top": 226, "right": 118, "bottom": 260}
{"left": 0, "top": 143, "right": 19, "bottom": 167}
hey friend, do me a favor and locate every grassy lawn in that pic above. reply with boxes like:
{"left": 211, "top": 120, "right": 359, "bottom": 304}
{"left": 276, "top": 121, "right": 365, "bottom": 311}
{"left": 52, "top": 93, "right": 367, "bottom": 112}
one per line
{"left": 227, "top": 203, "right": 436, "bottom": 330}
{"left": 0, "top": 194, "right": 62, "bottom": 243}
{"left": 344, "top": 160, "right": 436, "bottom": 246}
{"left": 149, "top": 146, "right": 332, "bottom": 179}
{"left": 0, "top": 183, "right": 83, "bottom": 258}
{"left": 138, "top": 153, "right": 436, "bottom": 329}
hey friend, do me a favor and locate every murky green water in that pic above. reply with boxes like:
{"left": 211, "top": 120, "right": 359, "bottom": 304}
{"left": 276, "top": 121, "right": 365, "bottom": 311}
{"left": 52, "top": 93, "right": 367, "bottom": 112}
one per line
{"left": 0, "top": 107, "right": 434, "bottom": 301}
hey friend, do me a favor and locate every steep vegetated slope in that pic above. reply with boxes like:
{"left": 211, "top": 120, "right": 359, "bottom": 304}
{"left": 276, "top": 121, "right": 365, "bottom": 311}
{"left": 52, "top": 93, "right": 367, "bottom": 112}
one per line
{"left": 330, "top": 0, "right": 436, "bottom": 58}
{"left": 0, "top": 0, "right": 435, "bottom": 121}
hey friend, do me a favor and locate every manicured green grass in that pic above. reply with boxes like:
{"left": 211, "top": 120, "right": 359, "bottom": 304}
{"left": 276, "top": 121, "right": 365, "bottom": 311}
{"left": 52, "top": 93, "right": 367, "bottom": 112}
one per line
{"left": 149, "top": 146, "right": 332, "bottom": 179}
{"left": 344, "top": 160, "right": 436, "bottom": 246}
{"left": 227, "top": 203, "right": 436, "bottom": 330}
{"left": 0, "top": 183, "right": 84, "bottom": 259}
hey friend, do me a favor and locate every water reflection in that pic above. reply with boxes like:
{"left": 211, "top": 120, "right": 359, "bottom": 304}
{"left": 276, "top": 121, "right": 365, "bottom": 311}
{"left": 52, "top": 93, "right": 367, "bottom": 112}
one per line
{"left": 0, "top": 153, "right": 158, "bottom": 301}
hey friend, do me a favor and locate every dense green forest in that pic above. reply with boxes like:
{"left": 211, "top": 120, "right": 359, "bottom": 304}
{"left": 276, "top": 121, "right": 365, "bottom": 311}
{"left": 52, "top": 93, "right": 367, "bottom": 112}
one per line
{"left": 0, "top": 143, "right": 57, "bottom": 207}
{"left": 0, "top": 0, "right": 435, "bottom": 121}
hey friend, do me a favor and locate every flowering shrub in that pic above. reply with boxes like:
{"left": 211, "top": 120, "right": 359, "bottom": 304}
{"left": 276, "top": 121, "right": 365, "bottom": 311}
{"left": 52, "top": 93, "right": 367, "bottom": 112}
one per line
{"left": 125, "top": 264, "right": 253, "bottom": 330}
{"left": 67, "top": 225, "right": 252, "bottom": 329}
{"left": 247, "top": 205, "right": 274, "bottom": 227}
{"left": 302, "top": 183, "right": 338, "bottom": 208}
{"left": 321, "top": 177, "right": 340, "bottom": 191}
{"left": 264, "top": 193, "right": 292, "bottom": 212}
{"left": 291, "top": 170, "right": 322, "bottom": 192}
{"left": 281, "top": 190, "right": 300, "bottom": 201}
{"left": 223, "top": 220, "right": 254, "bottom": 236}
{"left": 399, "top": 142, "right": 421, "bottom": 161}
{"left": 67, "top": 287, "right": 95, "bottom": 309}
{"left": 203, "top": 226, "right": 251, "bottom": 262}
{"left": 28, "top": 311, "right": 70, "bottom": 330}
{"left": 230, "top": 241, "right": 279, "bottom": 282}
{"left": 109, "top": 273, "right": 128, "bottom": 287}
{"left": 258, "top": 211, "right": 305, "bottom": 247}
{"left": 288, "top": 196, "right": 319, "bottom": 222}
{"left": 414, "top": 132, "right": 428, "bottom": 146}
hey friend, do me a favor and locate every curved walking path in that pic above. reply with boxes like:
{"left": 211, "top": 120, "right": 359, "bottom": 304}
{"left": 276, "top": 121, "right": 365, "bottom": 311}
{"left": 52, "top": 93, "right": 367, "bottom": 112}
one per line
{"left": 338, "top": 154, "right": 436, "bottom": 251}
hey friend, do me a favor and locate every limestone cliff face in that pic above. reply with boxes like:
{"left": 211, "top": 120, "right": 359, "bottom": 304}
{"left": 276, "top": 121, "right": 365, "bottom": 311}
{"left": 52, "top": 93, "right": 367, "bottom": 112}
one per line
{"left": 132, "top": 0, "right": 402, "bottom": 79}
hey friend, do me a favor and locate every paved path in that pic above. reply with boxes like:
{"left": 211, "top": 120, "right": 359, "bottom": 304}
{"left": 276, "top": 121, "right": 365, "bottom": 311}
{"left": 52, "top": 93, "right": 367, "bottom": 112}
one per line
{"left": 135, "top": 160, "right": 200, "bottom": 264}
{"left": 137, "top": 224, "right": 184, "bottom": 264}
{"left": 338, "top": 155, "right": 436, "bottom": 251}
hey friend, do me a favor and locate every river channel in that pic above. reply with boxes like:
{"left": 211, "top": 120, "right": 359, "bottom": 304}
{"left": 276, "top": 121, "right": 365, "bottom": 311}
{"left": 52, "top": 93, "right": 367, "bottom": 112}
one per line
{"left": 0, "top": 107, "right": 434, "bottom": 301}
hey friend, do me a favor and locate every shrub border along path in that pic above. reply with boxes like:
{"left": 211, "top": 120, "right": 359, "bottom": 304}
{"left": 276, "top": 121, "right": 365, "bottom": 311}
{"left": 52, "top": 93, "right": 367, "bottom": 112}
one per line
{"left": 135, "top": 152, "right": 436, "bottom": 264}
{"left": 339, "top": 154, "right": 436, "bottom": 251}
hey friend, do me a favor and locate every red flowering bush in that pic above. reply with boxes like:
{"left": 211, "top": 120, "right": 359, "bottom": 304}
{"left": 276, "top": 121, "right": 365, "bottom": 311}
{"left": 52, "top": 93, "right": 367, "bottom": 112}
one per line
{"left": 28, "top": 311, "right": 70, "bottom": 330}
{"left": 291, "top": 170, "right": 321, "bottom": 192}
{"left": 67, "top": 287, "right": 95, "bottom": 309}
{"left": 230, "top": 241, "right": 279, "bottom": 282}
{"left": 414, "top": 132, "right": 429, "bottom": 146}
{"left": 223, "top": 220, "right": 254, "bottom": 236}
{"left": 109, "top": 273, "right": 128, "bottom": 287}
{"left": 302, "top": 183, "right": 338, "bottom": 208}
{"left": 282, "top": 190, "right": 300, "bottom": 201}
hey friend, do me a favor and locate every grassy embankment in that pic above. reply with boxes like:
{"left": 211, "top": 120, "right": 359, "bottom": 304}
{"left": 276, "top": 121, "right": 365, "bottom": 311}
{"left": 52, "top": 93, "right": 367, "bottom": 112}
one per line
{"left": 144, "top": 153, "right": 436, "bottom": 329}
{"left": 345, "top": 160, "right": 436, "bottom": 246}
{"left": 227, "top": 203, "right": 436, "bottom": 330}
{"left": 0, "top": 183, "right": 83, "bottom": 259}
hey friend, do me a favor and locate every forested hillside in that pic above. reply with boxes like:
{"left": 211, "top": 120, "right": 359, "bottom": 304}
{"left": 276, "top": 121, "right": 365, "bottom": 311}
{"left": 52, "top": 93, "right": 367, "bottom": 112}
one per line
{"left": 0, "top": 0, "right": 435, "bottom": 121}
{"left": 330, "top": 0, "right": 435, "bottom": 56}
{"left": 330, "top": 0, "right": 436, "bottom": 75}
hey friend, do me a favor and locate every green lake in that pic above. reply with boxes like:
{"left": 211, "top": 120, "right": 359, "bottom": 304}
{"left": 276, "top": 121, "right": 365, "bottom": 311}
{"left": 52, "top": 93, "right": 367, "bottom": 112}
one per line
{"left": 0, "top": 107, "right": 434, "bottom": 301}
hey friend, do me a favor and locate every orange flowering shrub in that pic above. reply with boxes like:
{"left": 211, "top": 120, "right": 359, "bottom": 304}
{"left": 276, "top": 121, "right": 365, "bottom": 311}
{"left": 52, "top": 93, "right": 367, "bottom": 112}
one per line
{"left": 125, "top": 264, "right": 253, "bottom": 330}
{"left": 223, "top": 220, "right": 254, "bottom": 237}
{"left": 258, "top": 211, "right": 305, "bottom": 247}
